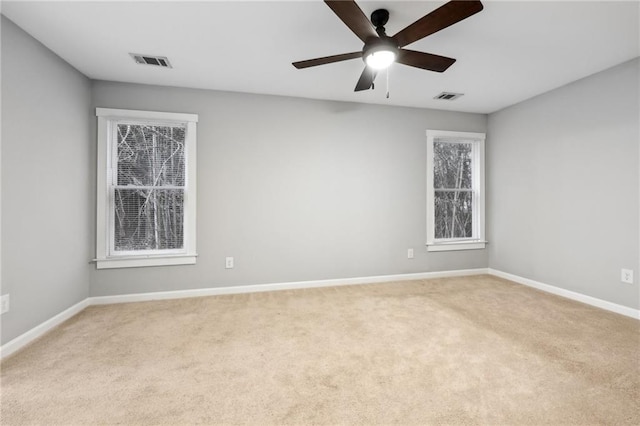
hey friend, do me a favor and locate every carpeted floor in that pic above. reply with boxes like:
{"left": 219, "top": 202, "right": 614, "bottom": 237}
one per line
{"left": 1, "top": 275, "right": 638, "bottom": 425}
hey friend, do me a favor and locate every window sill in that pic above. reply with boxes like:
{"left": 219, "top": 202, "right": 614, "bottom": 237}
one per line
{"left": 426, "top": 241, "right": 487, "bottom": 252}
{"left": 95, "top": 254, "right": 197, "bottom": 269}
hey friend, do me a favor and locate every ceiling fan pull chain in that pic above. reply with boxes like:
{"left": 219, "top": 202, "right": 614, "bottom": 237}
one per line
{"left": 386, "top": 66, "right": 390, "bottom": 98}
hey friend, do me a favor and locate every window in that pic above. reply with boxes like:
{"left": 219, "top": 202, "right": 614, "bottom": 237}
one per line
{"left": 95, "top": 108, "right": 198, "bottom": 269}
{"left": 426, "top": 130, "right": 486, "bottom": 251}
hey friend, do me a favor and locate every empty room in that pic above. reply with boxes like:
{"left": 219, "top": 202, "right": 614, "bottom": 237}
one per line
{"left": 1, "top": 0, "right": 639, "bottom": 424}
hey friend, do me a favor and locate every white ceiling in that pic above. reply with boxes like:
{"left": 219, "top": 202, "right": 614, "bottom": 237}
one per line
{"left": 2, "top": 0, "right": 638, "bottom": 114}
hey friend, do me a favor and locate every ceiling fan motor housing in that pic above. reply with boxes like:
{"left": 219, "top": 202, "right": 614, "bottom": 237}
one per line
{"left": 370, "top": 9, "right": 390, "bottom": 29}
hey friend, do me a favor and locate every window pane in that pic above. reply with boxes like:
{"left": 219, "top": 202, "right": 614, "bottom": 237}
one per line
{"left": 114, "top": 189, "right": 184, "bottom": 251}
{"left": 117, "top": 124, "right": 185, "bottom": 186}
{"left": 433, "top": 141, "right": 472, "bottom": 189}
{"left": 434, "top": 191, "right": 473, "bottom": 239}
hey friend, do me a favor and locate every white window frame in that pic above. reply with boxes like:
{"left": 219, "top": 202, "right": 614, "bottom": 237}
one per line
{"left": 95, "top": 108, "right": 198, "bottom": 269}
{"left": 426, "top": 129, "right": 486, "bottom": 252}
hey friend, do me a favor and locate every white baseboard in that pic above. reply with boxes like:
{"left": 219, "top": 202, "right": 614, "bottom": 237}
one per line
{"left": 488, "top": 268, "right": 640, "bottom": 320}
{"left": 0, "top": 298, "right": 90, "bottom": 359}
{"left": 89, "top": 268, "right": 489, "bottom": 305}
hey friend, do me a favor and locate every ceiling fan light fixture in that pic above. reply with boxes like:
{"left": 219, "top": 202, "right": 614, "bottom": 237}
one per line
{"left": 365, "top": 50, "right": 396, "bottom": 70}
{"left": 363, "top": 39, "right": 399, "bottom": 70}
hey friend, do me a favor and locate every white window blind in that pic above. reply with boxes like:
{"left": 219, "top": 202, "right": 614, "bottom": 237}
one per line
{"left": 433, "top": 138, "right": 474, "bottom": 240}
{"left": 113, "top": 122, "right": 186, "bottom": 253}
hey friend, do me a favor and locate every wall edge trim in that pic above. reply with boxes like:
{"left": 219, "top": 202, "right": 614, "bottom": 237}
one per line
{"left": 488, "top": 268, "right": 639, "bottom": 319}
{"left": 0, "top": 298, "right": 90, "bottom": 359}
{"left": 89, "top": 268, "right": 489, "bottom": 305}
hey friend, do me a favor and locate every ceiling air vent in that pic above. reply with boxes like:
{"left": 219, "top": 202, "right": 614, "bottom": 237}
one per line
{"left": 434, "top": 92, "right": 463, "bottom": 101}
{"left": 130, "top": 53, "right": 172, "bottom": 68}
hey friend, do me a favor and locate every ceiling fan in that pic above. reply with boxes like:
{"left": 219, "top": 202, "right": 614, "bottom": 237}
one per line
{"left": 292, "top": 0, "right": 484, "bottom": 92}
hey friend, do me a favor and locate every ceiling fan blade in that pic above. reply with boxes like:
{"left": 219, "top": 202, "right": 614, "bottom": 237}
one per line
{"left": 325, "top": 0, "right": 378, "bottom": 43}
{"left": 396, "top": 49, "right": 456, "bottom": 73}
{"left": 292, "top": 52, "right": 362, "bottom": 69}
{"left": 392, "top": 1, "right": 484, "bottom": 48}
{"left": 354, "top": 66, "right": 376, "bottom": 92}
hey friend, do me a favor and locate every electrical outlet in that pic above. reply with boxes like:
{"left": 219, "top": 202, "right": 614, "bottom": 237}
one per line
{"left": 1, "top": 294, "right": 10, "bottom": 315}
{"left": 225, "top": 257, "right": 234, "bottom": 269}
{"left": 407, "top": 248, "right": 414, "bottom": 259}
{"left": 621, "top": 269, "right": 634, "bottom": 284}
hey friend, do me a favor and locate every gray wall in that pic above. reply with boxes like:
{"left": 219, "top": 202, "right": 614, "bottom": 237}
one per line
{"left": 89, "top": 82, "right": 487, "bottom": 296}
{"left": 487, "top": 58, "right": 640, "bottom": 309}
{"left": 1, "top": 16, "right": 92, "bottom": 344}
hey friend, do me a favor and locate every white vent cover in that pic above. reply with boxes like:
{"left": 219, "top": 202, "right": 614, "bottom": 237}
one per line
{"left": 434, "top": 92, "right": 464, "bottom": 101}
{"left": 130, "top": 53, "right": 172, "bottom": 68}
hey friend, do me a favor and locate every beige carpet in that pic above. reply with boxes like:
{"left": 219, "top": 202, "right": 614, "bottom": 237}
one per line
{"left": 1, "top": 275, "right": 638, "bottom": 425}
